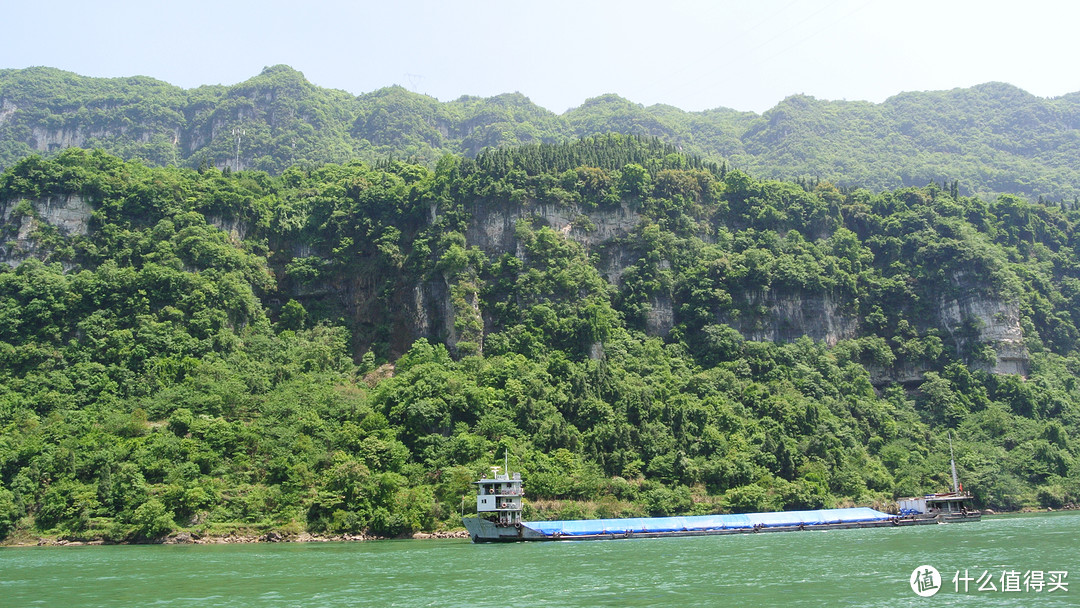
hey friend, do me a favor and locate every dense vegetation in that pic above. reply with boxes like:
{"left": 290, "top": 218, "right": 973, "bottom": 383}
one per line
{"left": 0, "top": 138, "right": 1078, "bottom": 543}
{"left": 3, "top": 67, "right": 1080, "bottom": 200}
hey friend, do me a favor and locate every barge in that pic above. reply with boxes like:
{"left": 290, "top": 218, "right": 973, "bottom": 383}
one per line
{"left": 463, "top": 456, "right": 979, "bottom": 543}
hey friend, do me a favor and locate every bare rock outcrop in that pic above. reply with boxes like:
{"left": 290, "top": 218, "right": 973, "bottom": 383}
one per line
{"left": 0, "top": 194, "right": 93, "bottom": 267}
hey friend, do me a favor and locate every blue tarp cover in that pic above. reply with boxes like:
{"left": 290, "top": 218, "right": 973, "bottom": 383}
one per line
{"left": 524, "top": 507, "right": 892, "bottom": 536}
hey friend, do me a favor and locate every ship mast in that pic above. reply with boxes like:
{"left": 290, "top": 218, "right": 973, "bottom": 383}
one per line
{"left": 949, "top": 431, "right": 959, "bottom": 494}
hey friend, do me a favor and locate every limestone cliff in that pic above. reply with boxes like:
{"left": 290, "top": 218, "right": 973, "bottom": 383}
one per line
{"left": 0, "top": 189, "right": 1031, "bottom": 382}
{"left": 465, "top": 200, "right": 641, "bottom": 256}
{"left": 722, "top": 291, "right": 858, "bottom": 346}
{"left": 0, "top": 194, "right": 93, "bottom": 268}
{"left": 938, "top": 272, "right": 1028, "bottom": 376}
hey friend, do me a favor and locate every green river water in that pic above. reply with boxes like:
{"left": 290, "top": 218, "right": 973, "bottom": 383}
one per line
{"left": 1, "top": 512, "right": 1077, "bottom": 607}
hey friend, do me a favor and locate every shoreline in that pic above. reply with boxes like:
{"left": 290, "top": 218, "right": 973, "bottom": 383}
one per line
{"left": 2, "top": 529, "right": 470, "bottom": 548}
{"left": 4, "top": 505, "right": 1076, "bottom": 548}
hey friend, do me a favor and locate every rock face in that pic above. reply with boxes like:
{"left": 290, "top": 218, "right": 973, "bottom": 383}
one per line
{"left": 724, "top": 291, "right": 858, "bottom": 346}
{"left": 938, "top": 272, "right": 1029, "bottom": 376}
{"left": 456, "top": 199, "right": 1028, "bottom": 380}
{"left": 0, "top": 99, "right": 18, "bottom": 125}
{"left": 27, "top": 125, "right": 167, "bottom": 154}
{"left": 30, "top": 126, "right": 93, "bottom": 153}
{"left": 2, "top": 194, "right": 93, "bottom": 236}
{"left": 645, "top": 294, "right": 675, "bottom": 337}
{"left": 207, "top": 215, "right": 251, "bottom": 242}
{"left": 0, "top": 188, "right": 1030, "bottom": 382}
{"left": 0, "top": 194, "right": 93, "bottom": 267}
{"left": 868, "top": 363, "right": 932, "bottom": 386}
{"left": 465, "top": 200, "right": 641, "bottom": 255}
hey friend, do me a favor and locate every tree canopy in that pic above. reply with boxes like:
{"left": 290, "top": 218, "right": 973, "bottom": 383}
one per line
{"left": 0, "top": 141, "right": 1078, "bottom": 542}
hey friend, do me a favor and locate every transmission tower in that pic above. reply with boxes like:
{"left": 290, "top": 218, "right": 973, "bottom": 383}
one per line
{"left": 405, "top": 73, "right": 424, "bottom": 92}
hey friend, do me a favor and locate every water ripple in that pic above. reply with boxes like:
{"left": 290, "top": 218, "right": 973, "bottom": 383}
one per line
{"left": 0, "top": 513, "right": 1076, "bottom": 607}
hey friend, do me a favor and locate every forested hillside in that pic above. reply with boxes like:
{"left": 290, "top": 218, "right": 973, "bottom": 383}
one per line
{"left": 3, "top": 66, "right": 1080, "bottom": 200}
{"left": 0, "top": 137, "right": 1077, "bottom": 543}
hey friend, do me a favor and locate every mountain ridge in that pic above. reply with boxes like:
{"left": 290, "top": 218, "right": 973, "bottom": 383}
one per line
{"left": 3, "top": 65, "right": 1079, "bottom": 199}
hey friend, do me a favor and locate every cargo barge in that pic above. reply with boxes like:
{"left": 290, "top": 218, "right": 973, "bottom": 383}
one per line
{"left": 463, "top": 457, "right": 979, "bottom": 543}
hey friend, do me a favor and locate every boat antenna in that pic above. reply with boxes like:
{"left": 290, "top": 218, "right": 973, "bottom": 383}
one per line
{"left": 504, "top": 448, "right": 509, "bottom": 477}
{"left": 949, "top": 431, "right": 959, "bottom": 494}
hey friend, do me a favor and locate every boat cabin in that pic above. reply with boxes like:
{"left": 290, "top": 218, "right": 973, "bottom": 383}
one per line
{"left": 898, "top": 492, "right": 974, "bottom": 516}
{"left": 474, "top": 468, "right": 523, "bottom": 526}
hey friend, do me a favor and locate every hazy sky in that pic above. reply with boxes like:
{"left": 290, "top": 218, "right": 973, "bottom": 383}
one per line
{"left": 4, "top": 0, "right": 1078, "bottom": 114}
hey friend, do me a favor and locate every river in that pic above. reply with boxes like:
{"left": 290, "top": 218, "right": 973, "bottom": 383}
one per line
{"left": 2, "top": 512, "right": 1076, "bottom": 607}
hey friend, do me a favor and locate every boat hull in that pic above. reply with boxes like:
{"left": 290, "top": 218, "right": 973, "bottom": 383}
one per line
{"left": 463, "top": 517, "right": 549, "bottom": 542}
{"left": 463, "top": 509, "right": 980, "bottom": 543}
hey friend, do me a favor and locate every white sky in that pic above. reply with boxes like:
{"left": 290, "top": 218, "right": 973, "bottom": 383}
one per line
{"left": 3, "top": 0, "right": 1078, "bottom": 114}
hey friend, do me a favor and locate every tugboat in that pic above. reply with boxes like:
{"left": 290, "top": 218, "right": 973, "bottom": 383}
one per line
{"left": 462, "top": 454, "right": 547, "bottom": 541}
